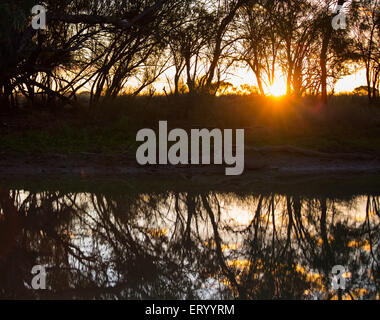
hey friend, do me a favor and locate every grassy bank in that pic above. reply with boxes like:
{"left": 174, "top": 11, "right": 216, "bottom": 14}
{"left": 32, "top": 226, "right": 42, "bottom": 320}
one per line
{"left": 1, "top": 94, "right": 380, "bottom": 155}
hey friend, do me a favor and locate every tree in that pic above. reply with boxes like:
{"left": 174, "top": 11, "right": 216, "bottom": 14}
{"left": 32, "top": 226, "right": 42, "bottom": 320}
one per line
{"left": 166, "top": 1, "right": 213, "bottom": 94}
{"left": 0, "top": 0, "right": 179, "bottom": 110}
{"left": 351, "top": 0, "right": 380, "bottom": 102}
{"left": 235, "top": 0, "right": 281, "bottom": 96}
{"left": 166, "top": 0, "right": 253, "bottom": 95}
{"left": 274, "top": 0, "right": 321, "bottom": 96}
{"left": 314, "top": 0, "right": 352, "bottom": 103}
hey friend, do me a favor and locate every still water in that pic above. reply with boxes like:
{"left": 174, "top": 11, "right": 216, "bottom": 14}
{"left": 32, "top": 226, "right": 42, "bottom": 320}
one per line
{"left": 0, "top": 174, "right": 379, "bottom": 300}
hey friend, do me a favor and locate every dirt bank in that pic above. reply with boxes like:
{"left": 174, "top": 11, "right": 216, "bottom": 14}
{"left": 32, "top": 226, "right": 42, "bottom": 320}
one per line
{"left": 1, "top": 147, "right": 380, "bottom": 177}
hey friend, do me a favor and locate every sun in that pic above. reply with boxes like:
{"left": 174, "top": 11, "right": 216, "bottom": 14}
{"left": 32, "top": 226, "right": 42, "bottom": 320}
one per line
{"left": 268, "top": 81, "right": 287, "bottom": 97}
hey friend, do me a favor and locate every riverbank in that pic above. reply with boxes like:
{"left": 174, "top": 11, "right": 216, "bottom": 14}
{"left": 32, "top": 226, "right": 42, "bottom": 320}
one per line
{"left": 1, "top": 147, "right": 380, "bottom": 177}
{"left": 1, "top": 95, "right": 380, "bottom": 178}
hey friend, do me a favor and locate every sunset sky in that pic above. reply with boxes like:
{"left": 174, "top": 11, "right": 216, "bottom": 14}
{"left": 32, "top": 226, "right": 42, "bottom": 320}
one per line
{"left": 154, "top": 66, "right": 367, "bottom": 96}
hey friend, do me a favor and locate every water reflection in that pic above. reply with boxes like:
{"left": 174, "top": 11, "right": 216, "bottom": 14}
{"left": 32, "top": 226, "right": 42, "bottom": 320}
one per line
{"left": 0, "top": 184, "right": 379, "bottom": 300}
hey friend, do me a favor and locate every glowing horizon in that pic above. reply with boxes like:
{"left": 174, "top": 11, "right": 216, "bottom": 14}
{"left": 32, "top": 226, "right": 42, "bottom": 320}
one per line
{"left": 104, "top": 65, "right": 368, "bottom": 96}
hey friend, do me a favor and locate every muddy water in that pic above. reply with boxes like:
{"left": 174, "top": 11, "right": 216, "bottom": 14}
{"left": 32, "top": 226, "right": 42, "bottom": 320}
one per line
{"left": 0, "top": 174, "right": 379, "bottom": 300}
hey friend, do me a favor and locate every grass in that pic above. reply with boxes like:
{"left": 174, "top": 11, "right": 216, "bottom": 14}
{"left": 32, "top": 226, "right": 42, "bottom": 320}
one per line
{"left": 3, "top": 170, "right": 380, "bottom": 197}
{"left": 1, "top": 94, "right": 380, "bottom": 155}
{"left": 0, "top": 113, "right": 136, "bottom": 153}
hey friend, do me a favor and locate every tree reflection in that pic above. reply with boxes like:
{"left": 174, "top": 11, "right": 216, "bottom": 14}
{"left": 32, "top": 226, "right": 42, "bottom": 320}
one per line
{"left": 0, "top": 186, "right": 378, "bottom": 300}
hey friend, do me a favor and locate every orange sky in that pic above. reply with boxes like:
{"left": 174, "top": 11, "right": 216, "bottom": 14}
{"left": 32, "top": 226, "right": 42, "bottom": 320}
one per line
{"left": 227, "top": 66, "right": 367, "bottom": 96}
{"left": 153, "top": 65, "right": 367, "bottom": 96}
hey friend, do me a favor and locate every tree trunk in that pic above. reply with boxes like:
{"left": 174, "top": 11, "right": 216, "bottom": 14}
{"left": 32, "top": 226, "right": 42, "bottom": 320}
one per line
{"left": 320, "top": 23, "right": 332, "bottom": 105}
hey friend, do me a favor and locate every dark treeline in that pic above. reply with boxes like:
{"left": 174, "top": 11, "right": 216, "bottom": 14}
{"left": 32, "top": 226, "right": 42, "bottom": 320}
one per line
{"left": 0, "top": 0, "right": 379, "bottom": 112}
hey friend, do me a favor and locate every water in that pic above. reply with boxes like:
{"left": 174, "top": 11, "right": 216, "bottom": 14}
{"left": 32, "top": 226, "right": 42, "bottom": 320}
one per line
{"left": 0, "top": 173, "right": 379, "bottom": 300}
